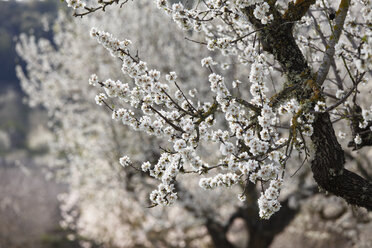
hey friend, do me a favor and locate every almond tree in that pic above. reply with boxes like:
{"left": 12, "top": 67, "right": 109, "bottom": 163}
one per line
{"left": 70, "top": 0, "right": 371, "bottom": 214}
{"left": 17, "top": 0, "right": 372, "bottom": 247}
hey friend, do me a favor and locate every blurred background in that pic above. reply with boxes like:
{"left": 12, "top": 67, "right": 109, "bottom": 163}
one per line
{"left": 1, "top": 0, "right": 372, "bottom": 248}
{"left": 0, "top": 1, "right": 81, "bottom": 247}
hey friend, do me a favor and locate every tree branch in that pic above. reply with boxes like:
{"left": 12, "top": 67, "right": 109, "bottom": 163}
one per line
{"left": 316, "top": 0, "right": 350, "bottom": 86}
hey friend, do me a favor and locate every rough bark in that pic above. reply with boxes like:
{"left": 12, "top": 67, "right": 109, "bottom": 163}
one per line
{"left": 311, "top": 113, "right": 372, "bottom": 210}
{"left": 244, "top": 4, "right": 312, "bottom": 86}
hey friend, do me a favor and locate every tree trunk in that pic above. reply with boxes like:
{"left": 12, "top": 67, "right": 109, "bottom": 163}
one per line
{"left": 206, "top": 220, "right": 236, "bottom": 248}
{"left": 311, "top": 113, "right": 372, "bottom": 210}
{"left": 245, "top": 198, "right": 298, "bottom": 248}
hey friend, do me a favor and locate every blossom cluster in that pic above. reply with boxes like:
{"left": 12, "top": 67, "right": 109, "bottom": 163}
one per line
{"left": 89, "top": 27, "right": 296, "bottom": 218}
{"left": 258, "top": 179, "right": 282, "bottom": 219}
{"left": 65, "top": 0, "right": 85, "bottom": 9}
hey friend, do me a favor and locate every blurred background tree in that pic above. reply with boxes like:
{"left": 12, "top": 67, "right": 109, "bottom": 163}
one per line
{"left": 0, "top": 1, "right": 82, "bottom": 248}
{"left": 0, "top": 0, "right": 58, "bottom": 89}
